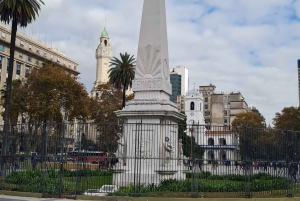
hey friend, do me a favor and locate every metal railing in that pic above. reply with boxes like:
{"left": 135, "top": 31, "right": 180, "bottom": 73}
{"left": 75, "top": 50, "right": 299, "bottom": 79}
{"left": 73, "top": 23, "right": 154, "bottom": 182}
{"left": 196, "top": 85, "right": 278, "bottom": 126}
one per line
{"left": 0, "top": 122, "right": 298, "bottom": 198}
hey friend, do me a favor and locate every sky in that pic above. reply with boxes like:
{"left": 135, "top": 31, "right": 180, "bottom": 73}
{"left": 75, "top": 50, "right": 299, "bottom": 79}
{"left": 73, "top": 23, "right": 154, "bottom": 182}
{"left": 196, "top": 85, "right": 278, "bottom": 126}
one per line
{"left": 13, "top": 0, "right": 300, "bottom": 125}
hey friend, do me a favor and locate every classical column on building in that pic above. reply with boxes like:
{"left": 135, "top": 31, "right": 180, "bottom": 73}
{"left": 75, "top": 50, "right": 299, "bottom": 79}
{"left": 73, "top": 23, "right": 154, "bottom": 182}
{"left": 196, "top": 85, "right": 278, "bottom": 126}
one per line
{"left": 112, "top": 0, "right": 185, "bottom": 187}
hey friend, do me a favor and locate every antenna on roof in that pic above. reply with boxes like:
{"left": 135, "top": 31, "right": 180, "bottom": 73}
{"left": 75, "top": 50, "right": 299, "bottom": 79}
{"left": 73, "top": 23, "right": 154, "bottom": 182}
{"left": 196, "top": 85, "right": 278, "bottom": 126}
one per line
{"left": 45, "top": 29, "right": 47, "bottom": 45}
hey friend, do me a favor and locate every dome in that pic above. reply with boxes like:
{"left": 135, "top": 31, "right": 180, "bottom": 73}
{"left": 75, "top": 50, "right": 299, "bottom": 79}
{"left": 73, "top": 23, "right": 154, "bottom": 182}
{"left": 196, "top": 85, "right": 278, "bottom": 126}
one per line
{"left": 101, "top": 28, "right": 109, "bottom": 37}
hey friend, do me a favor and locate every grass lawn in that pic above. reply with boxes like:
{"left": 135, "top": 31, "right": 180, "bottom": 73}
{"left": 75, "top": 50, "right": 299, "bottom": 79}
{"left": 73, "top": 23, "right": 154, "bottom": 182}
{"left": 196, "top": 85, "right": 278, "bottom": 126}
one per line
{"left": 62, "top": 175, "right": 112, "bottom": 192}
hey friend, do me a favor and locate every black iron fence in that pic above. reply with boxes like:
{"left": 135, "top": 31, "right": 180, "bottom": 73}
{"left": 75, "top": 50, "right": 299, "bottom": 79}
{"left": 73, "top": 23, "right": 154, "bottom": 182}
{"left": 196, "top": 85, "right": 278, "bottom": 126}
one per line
{"left": 0, "top": 122, "right": 298, "bottom": 198}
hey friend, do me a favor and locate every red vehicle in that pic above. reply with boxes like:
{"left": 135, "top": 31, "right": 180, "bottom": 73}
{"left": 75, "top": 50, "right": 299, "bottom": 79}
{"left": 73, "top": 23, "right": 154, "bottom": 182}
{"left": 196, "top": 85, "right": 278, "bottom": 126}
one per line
{"left": 70, "top": 150, "right": 108, "bottom": 164}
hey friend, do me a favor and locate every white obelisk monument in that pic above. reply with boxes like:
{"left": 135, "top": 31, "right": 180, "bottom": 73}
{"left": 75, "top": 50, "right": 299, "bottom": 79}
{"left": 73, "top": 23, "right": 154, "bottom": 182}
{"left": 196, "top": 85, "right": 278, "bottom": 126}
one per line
{"left": 113, "top": 0, "right": 185, "bottom": 187}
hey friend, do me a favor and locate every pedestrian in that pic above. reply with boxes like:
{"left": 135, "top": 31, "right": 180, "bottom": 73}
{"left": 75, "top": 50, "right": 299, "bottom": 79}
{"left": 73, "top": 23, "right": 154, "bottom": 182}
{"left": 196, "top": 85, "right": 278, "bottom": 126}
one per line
{"left": 272, "top": 161, "right": 277, "bottom": 172}
{"left": 189, "top": 159, "right": 193, "bottom": 171}
{"left": 199, "top": 159, "right": 203, "bottom": 171}
{"left": 263, "top": 162, "right": 267, "bottom": 172}
{"left": 234, "top": 160, "right": 238, "bottom": 170}
{"left": 32, "top": 156, "right": 37, "bottom": 169}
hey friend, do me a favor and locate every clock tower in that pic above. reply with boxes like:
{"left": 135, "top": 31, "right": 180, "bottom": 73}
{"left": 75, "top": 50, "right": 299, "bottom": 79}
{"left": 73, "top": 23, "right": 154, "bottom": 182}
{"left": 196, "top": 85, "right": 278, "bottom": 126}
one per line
{"left": 92, "top": 28, "right": 113, "bottom": 97}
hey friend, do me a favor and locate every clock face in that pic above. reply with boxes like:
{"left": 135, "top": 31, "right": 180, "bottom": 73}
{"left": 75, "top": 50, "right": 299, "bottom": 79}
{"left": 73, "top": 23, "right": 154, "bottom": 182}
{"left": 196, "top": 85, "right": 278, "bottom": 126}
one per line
{"left": 103, "top": 49, "right": 110, "bottom": 55}
{"left": 190, "top": 112, "right": 194, "bottom": 116}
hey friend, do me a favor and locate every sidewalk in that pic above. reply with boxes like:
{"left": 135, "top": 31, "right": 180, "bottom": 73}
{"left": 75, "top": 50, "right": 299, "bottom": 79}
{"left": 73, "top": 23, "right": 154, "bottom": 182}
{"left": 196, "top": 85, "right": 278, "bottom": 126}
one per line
{"left": 0, "top": 195, "right": 87, "bottom": 201}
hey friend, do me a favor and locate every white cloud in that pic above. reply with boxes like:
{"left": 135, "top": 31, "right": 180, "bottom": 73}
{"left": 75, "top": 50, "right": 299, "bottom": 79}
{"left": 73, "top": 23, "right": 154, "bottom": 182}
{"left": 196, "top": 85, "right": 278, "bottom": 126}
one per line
{"left": 16, "top": 0, "right": 300, "bottom": 125}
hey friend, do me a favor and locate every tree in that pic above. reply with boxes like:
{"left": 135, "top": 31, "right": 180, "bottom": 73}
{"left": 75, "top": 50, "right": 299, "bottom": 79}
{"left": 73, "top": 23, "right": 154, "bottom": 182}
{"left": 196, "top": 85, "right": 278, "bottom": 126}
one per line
{"left": 108, "top": 52, "right": 135, "bottom": 108}
{"left": 0, "top": 0, "right": 44, "bottom": 164}
{"left": 178, "top": 113, "right": 204, "bottom": 159}
{"left": 89, "top": 83, "right": 134, "bottom": 153}
{"left": 273, "top": 106, "right": 300, "bottom": 131}
{"left": 232, "top": 112, "right": 272, "bottom": 160}
{"left": 24, "top": 63, "right": 89, "bottom": 123}
{"left": 273, "top": 107, "right": 300, "bottom": 161}
{"left": 3, "top": 63, "right": 90, "bottom": 156}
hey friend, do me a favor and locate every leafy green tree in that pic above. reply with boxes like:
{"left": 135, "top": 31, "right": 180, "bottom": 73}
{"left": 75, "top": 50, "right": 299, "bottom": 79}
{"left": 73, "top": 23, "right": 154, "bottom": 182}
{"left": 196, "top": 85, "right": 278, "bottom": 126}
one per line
{"left": 108, "top": 52, "right": 135, "bottom": 108}
{"left": 178, "top": 113, "right": 204, "bottom": 159}
{"left": 0, "top": 0, "right": 44, "bottom": 159}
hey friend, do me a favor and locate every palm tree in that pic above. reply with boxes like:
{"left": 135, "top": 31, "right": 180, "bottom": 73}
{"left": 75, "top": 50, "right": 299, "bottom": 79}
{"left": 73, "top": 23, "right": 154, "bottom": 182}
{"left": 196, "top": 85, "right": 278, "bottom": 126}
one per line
{"left": 108, "top": 52, "right": 135, "bottom": 108}
{"left": 0, "top": 0, "right": 44, "bottom": 162}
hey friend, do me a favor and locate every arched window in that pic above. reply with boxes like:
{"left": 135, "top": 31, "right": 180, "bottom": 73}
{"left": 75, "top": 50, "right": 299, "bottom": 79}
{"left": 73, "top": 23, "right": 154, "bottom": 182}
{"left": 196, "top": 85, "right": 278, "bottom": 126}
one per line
{"left": 219, "top": 138, "right": 226, "bottom": 145}
{"left": 208, "top": 138, "right": 214, "bottom": 146}
{"left": 104, "top": 40, "right": 107, "bottom": 46}
{"left": 190, "top": 101, "right": 195, "bottom": 110}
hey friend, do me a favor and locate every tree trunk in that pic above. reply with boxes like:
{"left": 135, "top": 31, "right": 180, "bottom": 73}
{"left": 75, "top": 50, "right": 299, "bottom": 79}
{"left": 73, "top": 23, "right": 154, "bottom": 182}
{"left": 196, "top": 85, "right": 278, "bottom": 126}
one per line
{"left": 122, "top": 82, "right": 126, "bottom": 108}
{"left": 1, "top": 18, "right": 18, "bottom": 171}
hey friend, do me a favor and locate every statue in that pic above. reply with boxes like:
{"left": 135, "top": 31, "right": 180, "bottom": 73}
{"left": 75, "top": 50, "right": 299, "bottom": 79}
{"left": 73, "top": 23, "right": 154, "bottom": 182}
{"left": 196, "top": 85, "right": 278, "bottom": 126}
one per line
{"left": 164, "top": 137, "right": 173, "bottom": 166}
{"left": 116, "top": 133, "right": 125, "bottom": 166}
{"left": 178, "top": 138, "right": 183, "bottom": 165}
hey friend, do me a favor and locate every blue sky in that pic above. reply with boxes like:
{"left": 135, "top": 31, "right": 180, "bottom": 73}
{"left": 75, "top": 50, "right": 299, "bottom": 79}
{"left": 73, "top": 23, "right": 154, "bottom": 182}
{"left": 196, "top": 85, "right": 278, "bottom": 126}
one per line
{"left": 15, "top": 0, "right": 300, "bottom": 124}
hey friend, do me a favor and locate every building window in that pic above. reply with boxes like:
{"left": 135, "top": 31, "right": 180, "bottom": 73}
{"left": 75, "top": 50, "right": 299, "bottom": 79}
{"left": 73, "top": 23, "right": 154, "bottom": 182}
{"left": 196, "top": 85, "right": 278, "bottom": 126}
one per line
{"left": 29, "top": 45, "right": 32, "bottom": 50}
{"left": 224, "top": 118, "right": 227, "bottom": 123}
{"left": 205, "top": 111, "right": 210, "bottom": 116}
{"left": 7, "top": 58, "right": 10, "bottom": 72}
{"left": 1, "top": 32, "right": 5, "bottom": 39}
{"left": 104, "top": 40, "right": 107, "bottom": 46}
{"left": 20, "top": 41, "right": 24, "bottom": 47}
{"left": 204, "top": 105, "right": 208, "bottom": 109}
{"left": 219, "top": 138, "right": 226, "bottom": 145}
{"left": 25, "top": 66, "right": 30, "bottom": 77}
{"left": 63, "top": 60, "right": 65, "bottom": 65}
{"left": 74, "top": 66, "right": 76, "bottom": 70}
{"left": 205, "top": 97, "right": 208, "bottom": 102}
{"left": 208, "top": 138, "right": 214, "bottom": 146}
{"left": 28, "top": 57, "right": 31, "bottom": 62}
{"left": 35, "top": 60, "right": 39, "bottom": 65}
{"left": 0, "top": 44, "right": 4, "bottom": 51}
{"left": 0, "top": 56, "right": 2, "bottom": 72}
{"left": 224, "top": 111, "right": 227, "bottom": 116}
{"left": 205, "top": 118, "right": 210, "bottom": 123}
{"left": 57, "top": 58, "right": 60, "bottom": 63}
{"left": 50, "top": 54, "right": 53, "bottom": 59}
{"left": 36, "top": 48, "right": 40, "bottom": 54}
{"left": 190, "top": 101, "right": 195, "bottom": 110}
{"left": 16, "top": 63, "right": 21, "bottom": 75}
{"left": 19, "top": 52, "right": 23, "bottom": 59}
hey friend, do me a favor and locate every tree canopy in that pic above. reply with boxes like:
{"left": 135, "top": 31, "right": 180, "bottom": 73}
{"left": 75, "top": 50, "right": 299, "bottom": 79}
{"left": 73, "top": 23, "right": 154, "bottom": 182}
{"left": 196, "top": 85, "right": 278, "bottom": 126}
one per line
{"left": 232, "top": 112, "right": 275, "bottom": 160}
{"left": 273, "top": 106, "right": 300, "bottom": 131}
{"left": 2, "top": 63, "right": 90, "bottom": 123}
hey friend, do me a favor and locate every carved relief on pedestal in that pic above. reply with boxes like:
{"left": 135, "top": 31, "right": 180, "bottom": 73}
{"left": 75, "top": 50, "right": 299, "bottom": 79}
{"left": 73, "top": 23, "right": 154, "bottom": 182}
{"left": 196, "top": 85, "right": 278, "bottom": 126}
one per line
{"left": 134, "top": 136, "right": 153, "bottom": 163}
{"left": 163, "top": 59, "right": 169, "bottom": 81}
{"left": 135, "top": 44, "right": 162, "bottom": 79}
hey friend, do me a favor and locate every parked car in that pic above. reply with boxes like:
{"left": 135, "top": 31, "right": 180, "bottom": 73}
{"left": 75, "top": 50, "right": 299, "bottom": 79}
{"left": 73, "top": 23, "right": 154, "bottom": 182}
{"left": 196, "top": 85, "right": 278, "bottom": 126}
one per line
{"left": 83, "top": 185, "right": 118, "bottom": 197}
{"left": 82, "top": 189, "right": 102, "bottom": 196}
{"left": 98, "top": 185, "right": 119, "bottom": 196}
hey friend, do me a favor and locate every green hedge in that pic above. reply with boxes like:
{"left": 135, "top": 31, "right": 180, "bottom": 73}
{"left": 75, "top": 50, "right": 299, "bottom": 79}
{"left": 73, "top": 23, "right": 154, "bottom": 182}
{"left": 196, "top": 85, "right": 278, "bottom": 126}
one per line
{"left": 112, "top": 173, "right": 292, "bottom": 196}
{"left": 4, "top": 169, "right": 112, "bottom": 193}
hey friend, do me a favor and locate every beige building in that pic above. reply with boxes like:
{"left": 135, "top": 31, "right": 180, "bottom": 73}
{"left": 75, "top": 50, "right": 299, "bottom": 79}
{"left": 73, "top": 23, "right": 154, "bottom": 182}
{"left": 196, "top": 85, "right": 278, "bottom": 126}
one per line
{"left": 199, "top": 84, "right": 249, "bottom": 128}
{"left": 0, "top": 23, "right": 79, "bottom": 121}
